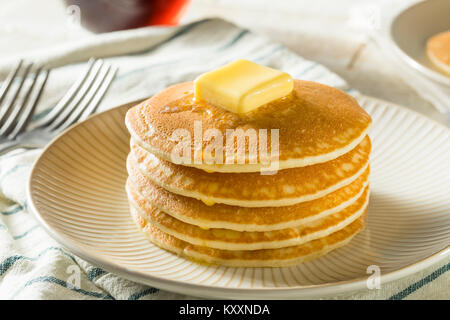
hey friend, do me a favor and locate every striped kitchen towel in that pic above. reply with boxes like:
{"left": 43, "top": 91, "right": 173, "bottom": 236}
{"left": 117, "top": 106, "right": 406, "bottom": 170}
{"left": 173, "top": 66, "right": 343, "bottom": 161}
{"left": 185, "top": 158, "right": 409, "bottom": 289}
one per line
{"left": 0, "top": 18, "right": 447, "bottom": 300}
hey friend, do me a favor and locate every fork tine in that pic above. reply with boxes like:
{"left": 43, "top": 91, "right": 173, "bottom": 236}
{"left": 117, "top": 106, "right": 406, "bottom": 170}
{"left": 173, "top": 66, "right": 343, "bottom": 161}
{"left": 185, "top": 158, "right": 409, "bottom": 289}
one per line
{"left": 46, "top": 59, "right": 104, "bottom": 131}
{"left": 78, "top": 66, "right": 117, "bottom": 123}
{"left": 9, "top": 68, "right": 50, "bottom": 139}
{"left": 55, "top": 64, "right": 111, "bottom": 131}
{"left": 33, "top": 58, "right": 97, "bottom": 128}
{"left": 57, "top": 64, "right": 117, "bottom": 132}
{"left": 0, "top": 60, "right": 23, "bottom": 106}
{"left": 0, "top": 62, "right": 32, "bottom": 124}
{"left": 0, "top": 66, "right": 43, "bottom": 136}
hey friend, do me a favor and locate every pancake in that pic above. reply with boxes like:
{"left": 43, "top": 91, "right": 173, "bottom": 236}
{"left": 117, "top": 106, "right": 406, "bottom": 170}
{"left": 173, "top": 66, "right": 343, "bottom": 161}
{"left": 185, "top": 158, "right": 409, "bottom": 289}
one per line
{"left": 130, "top": 206, "right": 367, "bottom": 267}
{"left": 427, "top": 30, "right": 450, "bottom": 75}
{"left": 127, "top": 180, "right": 369, "bottom": 250}
{"left": 125, "top": 80, "right": 372, "bottom": 172}
{"left": 128, "top": 156, "right": 370, "bottom": 231}
{"left": 128, "top": 135, "right": 371, "bottom": 207}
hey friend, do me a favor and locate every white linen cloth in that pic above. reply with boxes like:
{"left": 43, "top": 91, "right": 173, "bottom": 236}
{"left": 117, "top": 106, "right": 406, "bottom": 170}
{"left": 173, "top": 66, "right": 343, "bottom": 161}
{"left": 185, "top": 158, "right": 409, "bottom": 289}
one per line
{"left": 0, "top": 18, "right": 448, "bottom": 300}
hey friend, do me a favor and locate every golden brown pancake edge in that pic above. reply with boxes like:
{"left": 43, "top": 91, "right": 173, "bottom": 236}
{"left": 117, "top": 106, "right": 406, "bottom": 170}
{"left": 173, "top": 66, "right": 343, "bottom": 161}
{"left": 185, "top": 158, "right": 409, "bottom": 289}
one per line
{"left": 127, "top": 158, "right": 370, "bottom": 231}
{"left": 130, "top": 206, "right": 367, "bottom": 267}
{"left": 127, "top": 182, "right": 369, "bottom": 250}
{"left": 129, "top": 135, "right": 371, "bottom": 207}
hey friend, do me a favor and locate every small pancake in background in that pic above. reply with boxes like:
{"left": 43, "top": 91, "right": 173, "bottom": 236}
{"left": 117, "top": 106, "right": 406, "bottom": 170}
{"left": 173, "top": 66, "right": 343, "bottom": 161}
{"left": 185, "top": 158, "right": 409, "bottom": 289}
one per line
{"left": 130, "top": 206, "right": 367, "bottom": 267}
{"left": 427, "top": 30, "right": 450, "bottom": 75}
{"left": 126, "top": 80, "right": 372, "bottom": 172}
{"left": 127, "top": 180, "right": 369, "bottom": 250}
{"left": 128, "top": 156, "right": 370, "bottom": 231}
{"left": 129, "top": 136, "right": 371, "bottom": 207}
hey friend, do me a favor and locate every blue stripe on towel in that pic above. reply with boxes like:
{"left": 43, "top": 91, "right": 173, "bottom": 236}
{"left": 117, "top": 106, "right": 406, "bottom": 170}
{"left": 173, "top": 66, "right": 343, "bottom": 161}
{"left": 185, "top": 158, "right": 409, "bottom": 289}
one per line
{"left": 12, "top": 224, "right": 40, "bottom": 240}
{"left": 31, "top": 107, "right": 52, "bottom": 122}
{"left": 253, "top": 45, "right": 285, "bottom": 63}
{"left": 298, "top": 62, "right": 318, "bottom": 76}
{"left": 30, "top": 22, "right": 245, "bottom": 122}
{"left": 130, "top": 19, "right": 211, "bottom": 57}
{"left": 388, "top": 263, "right": 450, "bottom": 300}
{"left": 217, "top": 30, "right": 249, "bottom": 51}
{"left": 0, "top": 163, "right": 30, "bottom": 182}
{"left": 87, "top": 267, "right": 108, "bottom": 281}
{"left": 0, "top": 246, "right": 77, "bottom": 276}
{"left": 11, "top": 275, "right": 114, "bottom": 300}
{"left": 1, "top": 205, "right": 22, "bottom": 216}
{"left": 128, "top": 287, "right": 160, "bottom": 300}
{"left": 115, "top": 28, "right": 253, "bottom": 82}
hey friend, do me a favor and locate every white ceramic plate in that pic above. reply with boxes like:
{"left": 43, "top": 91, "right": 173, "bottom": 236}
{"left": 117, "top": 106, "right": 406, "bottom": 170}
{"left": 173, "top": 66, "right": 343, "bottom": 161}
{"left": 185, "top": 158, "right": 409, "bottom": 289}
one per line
{"left": 389, "top": 0, "right": 450, "bottom": 86}
{"left": 27, "top": 96, "right": 450, "bottom": 299}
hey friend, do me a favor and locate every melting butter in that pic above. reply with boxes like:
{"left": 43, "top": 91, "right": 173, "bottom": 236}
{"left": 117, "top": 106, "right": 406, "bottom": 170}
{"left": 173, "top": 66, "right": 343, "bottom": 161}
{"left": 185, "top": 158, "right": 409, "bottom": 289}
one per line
{"left": 200, "top": 198, "right": 216, "bottom": 206}
{"left": 194, "top": 59, "right": 293, "bottom": 114}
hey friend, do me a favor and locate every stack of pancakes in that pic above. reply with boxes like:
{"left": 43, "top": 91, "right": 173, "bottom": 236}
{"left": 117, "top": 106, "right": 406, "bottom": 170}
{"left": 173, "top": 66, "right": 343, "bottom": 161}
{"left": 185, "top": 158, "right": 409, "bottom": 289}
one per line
{"left": 125, "top": 80, "right": 372, "bottom": 267}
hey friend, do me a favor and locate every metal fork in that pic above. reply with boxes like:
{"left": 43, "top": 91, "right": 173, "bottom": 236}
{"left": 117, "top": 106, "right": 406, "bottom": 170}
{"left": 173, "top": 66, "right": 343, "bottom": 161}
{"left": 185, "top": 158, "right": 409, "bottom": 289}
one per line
{"left": 0, "top": 58, "right": 118, "bottom": 155}
{"left": 0, "top": 60, "right": 50, "bottom": 140}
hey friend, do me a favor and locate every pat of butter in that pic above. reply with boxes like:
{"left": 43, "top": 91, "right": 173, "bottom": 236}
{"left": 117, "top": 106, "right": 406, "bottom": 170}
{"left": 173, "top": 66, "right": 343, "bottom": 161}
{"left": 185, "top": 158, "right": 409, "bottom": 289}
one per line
{"left": 194, "top": 59, "right": 293, "bottom": 113}
{"left": 201, "top": 198, "right": 216, "bottom": 206}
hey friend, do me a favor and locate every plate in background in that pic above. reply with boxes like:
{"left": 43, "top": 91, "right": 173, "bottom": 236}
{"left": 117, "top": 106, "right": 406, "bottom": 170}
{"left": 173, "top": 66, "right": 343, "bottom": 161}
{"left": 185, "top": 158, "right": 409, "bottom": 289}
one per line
{"left": 27, "top": 97, "right": 450, "bottom": 299}
{"left": 389, "top": 0, "right": 450, "bottom": 86}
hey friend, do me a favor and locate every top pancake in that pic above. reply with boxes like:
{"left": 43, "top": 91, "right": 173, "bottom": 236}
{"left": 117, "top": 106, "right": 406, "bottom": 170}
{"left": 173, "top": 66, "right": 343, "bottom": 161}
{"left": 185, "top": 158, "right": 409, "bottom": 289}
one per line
{"left": 126, "top": 80, "right": 372, "bottom": 172}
